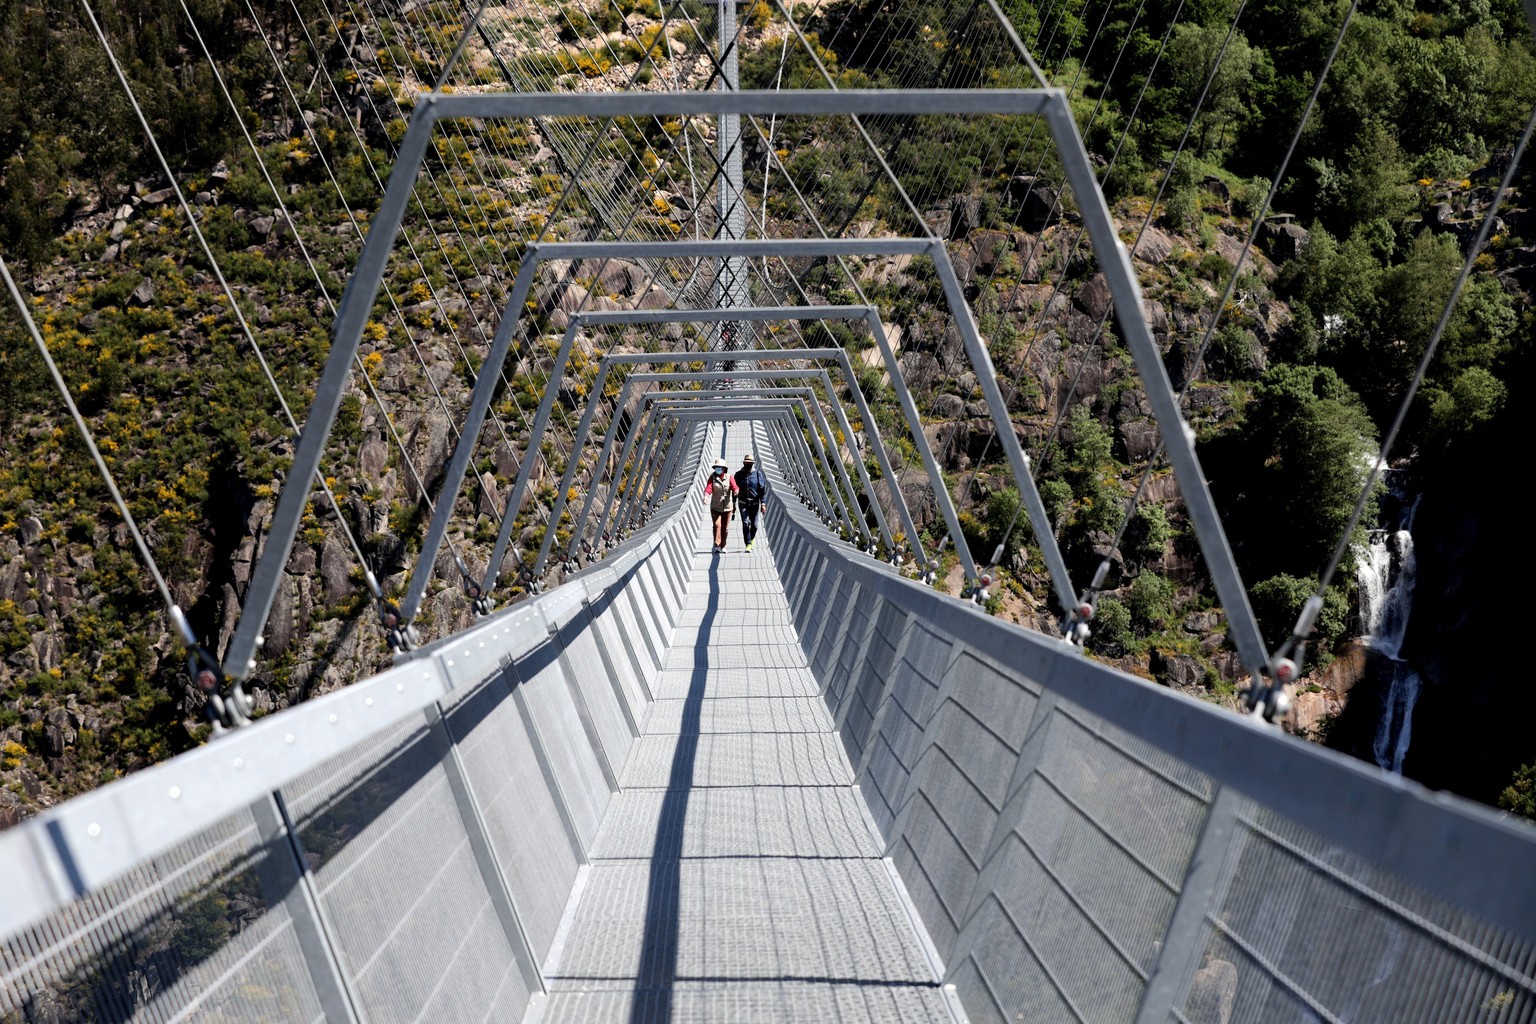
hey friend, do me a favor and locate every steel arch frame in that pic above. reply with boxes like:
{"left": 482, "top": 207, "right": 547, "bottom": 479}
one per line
{"left": 231, "top": 88, "right": 1270, "bottom": 699}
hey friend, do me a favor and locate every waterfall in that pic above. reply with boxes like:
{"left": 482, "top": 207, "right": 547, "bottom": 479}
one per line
{"left": 1356, "top": 494, "right": 1421, "bottom": 774}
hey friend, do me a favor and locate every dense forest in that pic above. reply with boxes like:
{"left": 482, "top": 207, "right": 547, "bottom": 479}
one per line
{"left": 1, "top": 0, "right": 1533, "bottom": 822}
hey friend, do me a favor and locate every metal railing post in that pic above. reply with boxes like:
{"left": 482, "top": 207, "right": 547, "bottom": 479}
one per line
{"left": 612, "top": 413, "right": 665, "bottom": 537}
{"left": 422, "top": 704, "right": 547, "bottom": 997}
{"left": 801, "top": 395, "right": 868, "bottom": 546}
{"left": 796, "top": 399, "right": 858, "bottom": 543}
{"left": 595, "top": 404, "right": 656, "bottom": 545}
{"left": 481, "top": 317, "right": 585, "bottom": 595}
{"left": 834, "top": 348, "right": 923, "bottom": 562}
{"left": 817, "top": 368, "right": 894, "bottom": 551}
{"left": 249, "top": 793, "right": 364, "bottom": 1024}
{"left": 865, "top": 308, "right": 977, "bottom": 583}
{"left": 1132, "top": 787, "right": 1246, "bottom": 1024}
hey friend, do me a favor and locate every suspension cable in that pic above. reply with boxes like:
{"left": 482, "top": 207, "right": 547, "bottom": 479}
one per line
{"left": 0, "top": 256, "right": 176, "bottom": 617}
{"left": 77, "top": 0, "right": 394, "bottom": 722}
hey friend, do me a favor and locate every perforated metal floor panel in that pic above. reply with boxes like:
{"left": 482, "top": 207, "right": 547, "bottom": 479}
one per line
{"left": 534, "top": 517, "right": 957, "bottom": 1023}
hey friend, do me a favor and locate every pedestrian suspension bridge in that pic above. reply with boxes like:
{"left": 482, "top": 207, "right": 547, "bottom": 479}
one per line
{"left": 3, "top": 1, "right": 1536, "bottom": 1021}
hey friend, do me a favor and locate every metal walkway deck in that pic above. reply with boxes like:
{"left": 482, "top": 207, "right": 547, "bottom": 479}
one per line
{"left": 537, "top": 440, "right": 955, "bottom": 1023}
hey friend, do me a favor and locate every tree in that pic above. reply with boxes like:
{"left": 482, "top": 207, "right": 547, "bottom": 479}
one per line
{"left": 1090, "top": 596, "right": 1133, "bottom": 656}
{"left": 1161, "top": 22, "right": 1255, "bottom": 156}
{"left": 1250, "top": 573, "right": 1350, "bottom": 652}
{"left": 1229, "top": 365, "right": 1381, "bottom": 577}
{"left": 1126, "top": 571, "right": 1176, "bottom": 634}
{"left": 1131, "top": 503, "right": 1172, "bottom": 562}
{"left": 1424, "top": 366, "right": 1506, "bottom": 445}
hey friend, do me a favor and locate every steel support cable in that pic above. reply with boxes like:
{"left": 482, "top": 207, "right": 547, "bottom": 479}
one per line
{"left": 1004, "top": 0, "right": 1250, "bottom": 597}
{"left": 298, "top": 0, "right": 589, "bottom": 550}
{"left": 243, "top": 0, "right": 497, "bottom": 631}
{"left": 804, "top": 0, "right": 1105, "bottom": 583}
{"left": 972, "top": 0, "right": 1225, "bottom": 562}
{"left": 1079, "top": 0, "right": 1357, "bottom": 714}
{"left": 658, "top": 3, "right": 894, "bottom": 310}
{"left": 442, "top": 0, "right": 699, "bottom": 233}
{"left": 77, "top": 0, "right": 387, "bottom": 717}
{"left": 308, "top": 0, "right": 548, "bottom": 464}
{"left": 1027, "top": 0, "right": 1187, "bottom": 470}
{"left": 463, "top": 16, "right": 668, "bottom": 256}
{"left": 844, "top": 4, "right": 1031, "bottom": 217}
{"left": 469, "top": 20, "right": 666, "bottom": 257}
{"left": 773, "top": 2, "right": 1089, "bottom": 511}
{"left": 961, "top": 0, "right": 1111, "bottom": 316}
{"left": 759, "top": 27, "right": 792, "bottom": 238}
{"left": 247, "top": 31, "right": 506, "bottom": 569}
{"left": 983, "top": 0, "right": 1051, "bottom": 86}
{"left": 536, "top": 0, "right": 745, "bottom": 255}
{"left": 964, "top": 0, "right": 1168, "bottom": 550}
{"left": 179, "top": 0, "right": 461, "bottom": 586}
{"left": 979, "top": 0, "right": 1148, "bottom": 310}
{"left": 429, "top": 0, "right": 488, "bottom": 91}
{"left": 808, "top": 1, "right": 987, "bottom": 264}
{"left": 1275, "top": 98, "right": 1536, "bottom": 679}
{"left": 944, "top": 0, "right": 1123, "bottom": 509}
{"left": 411, "top": 20, "right": 897, "bottom": 574}
{"left": 0, "top": 256, "right": 214, "bottom": 704}
{"left": 464, "top": 1, "right": 768, "bottom": 318}
{"left": 516, "top": 6, "right": 869, "bottom": 348}
{"left": 823, "top": 0, "right": 1075, "bottom": 230}
{"left": 768, "top": 0, "right": 939, "bottom": 240}
{"left": 379, "top": 11, "right": 804, "bottom": 583}
{"left": 726, "top": 135, "right": 935, "bottom": 551}
{"left": 339, "top": 0, "right": 709, "bottom": 604}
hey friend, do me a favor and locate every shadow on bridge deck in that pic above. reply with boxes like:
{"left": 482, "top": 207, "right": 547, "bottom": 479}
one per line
{"left": 536, "top": 515, "right": 957, "bottom": 1022}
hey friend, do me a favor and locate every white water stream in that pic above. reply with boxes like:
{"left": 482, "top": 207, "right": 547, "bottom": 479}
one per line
{"left": 1357, "top": 496, "right": 1421, "bottom": 774}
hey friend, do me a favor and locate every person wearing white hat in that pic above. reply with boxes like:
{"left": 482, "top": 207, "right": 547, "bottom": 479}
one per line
{"left": 703, "top": 457, "right": 737, "bottom": 553}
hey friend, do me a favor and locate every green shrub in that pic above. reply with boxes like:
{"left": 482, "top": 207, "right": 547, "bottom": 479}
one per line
{"left": 1089, "top": 596, "right": 1132, "bottom": 656}
{"left": 1125, "top": 571, "right": 1176, "bottom": 634}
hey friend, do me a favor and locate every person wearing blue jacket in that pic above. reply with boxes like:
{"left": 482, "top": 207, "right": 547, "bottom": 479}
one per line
{"left": 733, "top": 453, "right": 768, "bottom": 553}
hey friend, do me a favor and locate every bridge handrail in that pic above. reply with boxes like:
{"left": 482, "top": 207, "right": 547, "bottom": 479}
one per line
{"left": 0, "top": 482, "right": 703, "bottom": 943}
{"left": 765, "top": 457, "right": 1536, "bottom": 948}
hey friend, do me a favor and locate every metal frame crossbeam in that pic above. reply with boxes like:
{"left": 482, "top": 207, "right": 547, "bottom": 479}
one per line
{"left": 634, "top": 388, "right": 867, "bottom": 542}
{"left": 480, "top": 306, "right": 910, "bottom": 600}
{"left": 597, "top": 368, "right": 893, "bottom": 542}
{"left": 531, "top": 335, "right": 929, "bottom": 584}
{"left": 582, "top": 394, "right": 830, "bottom": 549}
{"left": 408, "top": 276, "right": 997, "bottom": 631}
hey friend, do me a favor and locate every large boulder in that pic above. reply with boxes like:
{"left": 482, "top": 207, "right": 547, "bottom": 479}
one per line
{"left": 1133, "top": 224, "right": 1176, "bottom": 264}
{"left": 948, "top": 194, "right": 982, "bottom": 240}
{"left": 320, "top": 535, "right": 352, "bottom": 604}
{"left": 929, "top": 393, "right": 965, "bottom": 419}
{"left": 1007, "top": 175, "right": 1061, "bottom": 231}
{"left": 1074, "top": 273, "right": 1112, "bottom": 321}
{"left": 1261, "top": 218, "right": 1309, "bottom": 261}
